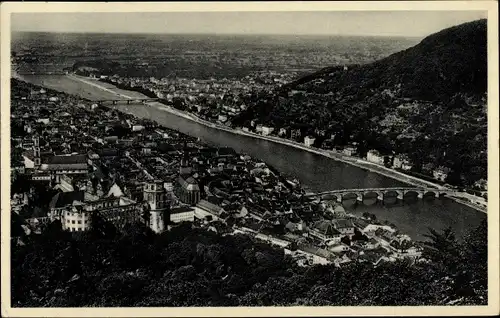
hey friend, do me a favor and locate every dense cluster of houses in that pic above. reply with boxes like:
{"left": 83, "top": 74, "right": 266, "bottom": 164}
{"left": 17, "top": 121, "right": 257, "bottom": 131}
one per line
{"left": 10, "top": 79, "right": 423, "bottom": 267}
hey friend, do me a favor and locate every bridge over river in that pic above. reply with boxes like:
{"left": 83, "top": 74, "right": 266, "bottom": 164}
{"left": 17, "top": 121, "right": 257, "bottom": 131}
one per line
{"left": 94, "top": 98, "right": 160, "bottom": 105}
{"left": 305, "top": 187, "right": 459, "bottom": 203}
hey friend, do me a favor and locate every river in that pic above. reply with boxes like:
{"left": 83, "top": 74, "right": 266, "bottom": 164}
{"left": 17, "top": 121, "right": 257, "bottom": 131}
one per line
{"left": 16, "top": 74, "right": 486, "bottom": 241}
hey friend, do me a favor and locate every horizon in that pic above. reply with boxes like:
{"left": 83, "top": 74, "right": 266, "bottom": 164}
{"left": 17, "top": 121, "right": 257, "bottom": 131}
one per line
{"left": 11, "top": 11, "right": 487, "bottom": 37}
{"left": 11, "top": 30, "right": 423, "bottom": 39}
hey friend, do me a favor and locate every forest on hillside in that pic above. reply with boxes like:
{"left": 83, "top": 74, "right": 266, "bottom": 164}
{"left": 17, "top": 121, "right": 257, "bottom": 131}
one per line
{"left": 11, "top": 217, "right": 487, "bottom": 307}
{"left": 232, "top": 20, "right": 488, "bottom": 188}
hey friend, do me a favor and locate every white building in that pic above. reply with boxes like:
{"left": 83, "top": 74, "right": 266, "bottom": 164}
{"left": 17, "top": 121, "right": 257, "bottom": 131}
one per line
{"left": 170, "top": 206, "right": 195, "bottom": 223}
{"left": 36, "top": 118, "right": 50, "bottom": 125}
{"left": 143, "top": 180, "right": 169, "bottom": 233}
{"left": 261, "top": 126, "right": 275, "bottom": 136}
{"left": 342, "top": 146, "right": 357, "bottom": 156}
{"left": 49, "top": 189, "right": 143, "bottom": 233}
{"left": 366, "top": 150, "right": 384, "bottom": 165}
{"left": 132, "top": 125, "right": 145, "bottom": 132}
{"left": 304, "top": 136, "right": 316, "bottom": 147}
{"left": 218, "top": 115, "right": 228, "bottom": 123}
{"left": 194, "top": 199, "right": 225, "bottom": 221}
{"left": 393, "top": 154, "right": 413, "bottom": 170}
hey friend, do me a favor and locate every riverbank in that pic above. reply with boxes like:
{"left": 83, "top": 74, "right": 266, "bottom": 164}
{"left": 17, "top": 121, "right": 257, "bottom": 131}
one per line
{"left": 60, "top": 74, "right": 486, "bottom": 214}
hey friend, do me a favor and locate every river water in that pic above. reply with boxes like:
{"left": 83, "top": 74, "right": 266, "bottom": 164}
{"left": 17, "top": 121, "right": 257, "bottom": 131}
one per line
{"left": 17, "top": 75, "right": 486, "bottom": 241}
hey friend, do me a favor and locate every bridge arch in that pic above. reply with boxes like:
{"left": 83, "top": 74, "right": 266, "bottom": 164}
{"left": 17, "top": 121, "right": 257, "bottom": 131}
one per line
{"left": 342, "top": 192, "right": 361, "bottom": 202}
{"left": 384, "top": 190, "right": 399, "bottom": 198}
{"left": 424, "top": 190, "right": 439, "bottom": 198}
{"left": 320, "top": 193, "right": 339, "bottom": 201}
{"left": 309, "top": 187, "right": 457, "bottom": 204}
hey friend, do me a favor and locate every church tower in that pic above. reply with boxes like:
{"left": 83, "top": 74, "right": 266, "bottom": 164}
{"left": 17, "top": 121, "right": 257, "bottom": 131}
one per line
{"left": 179, "top": 141, "right": 192, "bottom": 175}
{"left": 143, "top": 180, "right": 169, "bottom": 233}
{"left": 33, "top": 136, "right": 41, "bottom": 168}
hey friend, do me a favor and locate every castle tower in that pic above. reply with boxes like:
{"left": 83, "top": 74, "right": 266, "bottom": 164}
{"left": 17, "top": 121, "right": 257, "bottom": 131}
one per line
{"left": 143, "top": 180, "right": 169, "bottom": 233}
{"left": 33, "top": 136, "right": 41, "bottom": 168}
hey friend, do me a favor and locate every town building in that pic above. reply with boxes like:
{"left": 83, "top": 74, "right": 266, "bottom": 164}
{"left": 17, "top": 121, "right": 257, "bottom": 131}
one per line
{"left": 342, "top": 146, "right": 357, "bottom": 156}
{"left": 433, "top": 167, "right": 450, "bottom": 182}
{"left": 143, "top": 180, "right": 169, "bottom": 233}
{"left": 48, "top": 190, "right": 143, "bottom": 232}
{"left": 304, "top": 136, "right": 316, "bottom": 147}
{"left": 332, "top": 219, "right": 355, "bottom": 236}
{"left": 175, "top": 174, "right": 201, "bottom": 205}
{"left": 290, "top": 129, "right": 301, "bottom": 140}
{"left": 194, "top": 199, "right": 225, "bottom": 221}
{"left": 179, "top": 148, "right": 193, "bottom": 175}
{"left": 278, "top": 128, "right": 287, "bottom": 137}
{"left": 261, "top": 126, "right": 275, "bottom": 136}
{"left": 309, "top": 220, "right": 342, "bottom": 242}
{"left": 393, "top": 154, "right": 413, "bottom": 171}
{"left": 169, "top": 206, "right": 195, "bottom": 223}
{"left": 31, "top": 153, "right": 89, "bottom": 182}
{"left": 366, "top": 150, "right": 384, "bottom": 165}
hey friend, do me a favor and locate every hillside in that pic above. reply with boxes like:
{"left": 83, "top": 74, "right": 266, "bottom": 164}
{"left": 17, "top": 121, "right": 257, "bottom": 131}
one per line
{"left": 285, "top": 19, "right": 486, "bottom": 101}
{"left": 11, "top": 220, "right": 487, "bottom": 306}
{"left": 233, "top": 19, "right": 488, "bottom": 187}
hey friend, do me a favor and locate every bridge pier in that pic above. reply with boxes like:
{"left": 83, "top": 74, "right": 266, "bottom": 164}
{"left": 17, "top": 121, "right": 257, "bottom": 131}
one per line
{"left": 336, "top": 195, "right": 343, "bottom": 203}
{"left": 112, "top": 100, "right": 117, "bottom": 105}
{"left": 418, "top": 192, "right": 424, "bottom": 199}
{"left": 435, "top": 192, "right": 440, "bottom": 198}
{"left": 356, "top": 193, "right": 363, "bottom": 202}
{"left": 126, "top": 100, "right": 131, "bottom": 105}
{"left": 397, "top": 190, "right": 404, "bottom": 200}
{"left": 377, "top": 192, "right": 383, "bottom": 201}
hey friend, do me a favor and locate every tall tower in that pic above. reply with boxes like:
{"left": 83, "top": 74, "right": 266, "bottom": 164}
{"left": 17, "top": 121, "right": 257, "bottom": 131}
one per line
{"left": 143, "top": 180, "right": 169, "bottom": 233}
{"left": 33, "top": 136, "right": 41, "bottom": 168}
{"left": 179, "top": 142, "right": 192, "bottom": 175}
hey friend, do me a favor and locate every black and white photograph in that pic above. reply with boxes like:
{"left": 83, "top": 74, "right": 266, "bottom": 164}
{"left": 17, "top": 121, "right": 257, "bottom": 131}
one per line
{"left": 1, "top": 1, "right": 498, "bottom": 316}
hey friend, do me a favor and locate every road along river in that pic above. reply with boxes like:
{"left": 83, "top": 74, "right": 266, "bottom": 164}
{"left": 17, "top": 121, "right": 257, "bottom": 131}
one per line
{"left": 16, "top": 74, "right": 486, "bottom": 241}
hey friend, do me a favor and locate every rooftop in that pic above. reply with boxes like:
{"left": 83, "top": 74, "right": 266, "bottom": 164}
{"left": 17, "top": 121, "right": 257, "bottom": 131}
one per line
{"left": 171, "top": 206, "right": 195, "bottom": 214}
{"left": 49, "top": 191, "right": 85, "bottom": 209}
{"left": 46, "top": 154, "right": 87, "bottom": 165}
{"left": 178, "top": 174, "right": 200, "bottom": 191}
{"left": 196, "top": 199, "right": 224, "bottom": 216}
{"left": 333, "top": 219, "right": 354, "bottom": 229}
{"left": 312, "top": 220, "right": 341, "bottom": 237}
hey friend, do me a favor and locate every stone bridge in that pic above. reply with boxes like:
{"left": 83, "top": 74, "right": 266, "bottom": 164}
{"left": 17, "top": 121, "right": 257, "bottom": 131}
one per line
{"left": 305, "top": 187, "right": 456, "bottom": 203}
{"left": 16, "top": 72, "right": 67, "bottom": 75}
{"left": 95, "top": 98, "right": 160, "bottom": 105}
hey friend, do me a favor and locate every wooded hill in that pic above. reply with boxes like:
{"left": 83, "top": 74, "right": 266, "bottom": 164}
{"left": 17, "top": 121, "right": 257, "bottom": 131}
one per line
{"left": 233, "top": 19, "right": 487, "bottom": 187}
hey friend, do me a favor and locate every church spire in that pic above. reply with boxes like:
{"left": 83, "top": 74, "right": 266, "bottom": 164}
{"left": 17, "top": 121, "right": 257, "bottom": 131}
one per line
{"left": 179, "top": 141, "right": 192, "bottom": 175}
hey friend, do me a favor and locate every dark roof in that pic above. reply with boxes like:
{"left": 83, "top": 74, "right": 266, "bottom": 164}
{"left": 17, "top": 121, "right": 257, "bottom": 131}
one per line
{"left": 178, "top": 174, "right": 200, "bottom": 191}
{"left": 353, "top": 218, "right": 370, "bottom": 229}
{"left": 333, "top": 219, "right": 354, "bottom": 229}
{"left": 179, "top": 174, "right": 198, "bottom": 184}
{"left": 313, "top": 220, "right": 341, "bottom": 237}
{"left": 196, "top": 200, "right": 224, "bottom": 216}
{"left": 217, "top": 147, "right": 236, "bottom": 157}
{"left": 206, "top": 195, "right": 223, "bottom": 205}
{"left": 46, "top": 154, "right": 87, "bottom": 165}
{"left": 49, "top": 191, "right": 85, "bottom": 209}
{"left": 171, "top": 206, "right": 194, "bottom": 214}
{"left": 98, "top": 148, "right": 120, "bottom": 157}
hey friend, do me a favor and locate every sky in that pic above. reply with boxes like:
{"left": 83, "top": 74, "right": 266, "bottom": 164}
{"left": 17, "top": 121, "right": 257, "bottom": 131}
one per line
{"left": 11, "top": 11, "right": 487, "bottom": 37}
